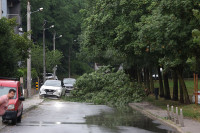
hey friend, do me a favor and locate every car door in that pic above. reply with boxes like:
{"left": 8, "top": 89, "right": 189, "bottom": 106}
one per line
{"left": 16, "top": 85, "right": 23, "bottom": 117}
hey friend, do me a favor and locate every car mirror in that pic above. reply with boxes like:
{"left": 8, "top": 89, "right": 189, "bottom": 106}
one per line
{"left": 19, "top": 96, "right": 25, "bottom": 101}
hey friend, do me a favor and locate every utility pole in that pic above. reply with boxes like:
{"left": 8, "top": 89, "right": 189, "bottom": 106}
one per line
{"left": 0, "top": 0, "right": 2, "bottom": 19}
{"left": 53, "top": 31, "right": 56, "bottom": 52}
{"left": 68, "top": 45, "right": 70, "bottom": 78}
{"left": 43, "top": 20, "right": 46, "bottom": 83}
{"left": 53, "top": 31, "right": 56, "bottom": 79}
{"left": 27, "top": 0, "right": 32, "bottom": 97}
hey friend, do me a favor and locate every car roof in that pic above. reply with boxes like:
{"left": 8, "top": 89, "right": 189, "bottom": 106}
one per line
{"left": 0, "top": 79, "right": 19, "bottom": 87}
{"left": 63, "top": 78, "right": 76, "bottom": 80}
{"left": 45, "top": 80, "right": 61, "bottom": 82}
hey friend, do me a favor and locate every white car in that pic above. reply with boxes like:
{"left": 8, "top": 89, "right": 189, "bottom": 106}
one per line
{"left": 39, "top": 80, "right": 63, "bottom": 98}
{"left": 63, "top": 78, "right": 76, "bottom": 93}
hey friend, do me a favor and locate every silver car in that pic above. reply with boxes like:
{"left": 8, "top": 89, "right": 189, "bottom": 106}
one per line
{"left": 39, "top": 80, "right": 63, "bottom": 98}
{"left": 63, "top": 78, "right": 76, "bottom": 93}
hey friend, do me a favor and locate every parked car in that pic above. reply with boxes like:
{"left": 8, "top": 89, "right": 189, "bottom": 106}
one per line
{"left": 39, "top": 80, "right": 63, "bottom": 98}
{"left": 45, "top": 73, "right": 54, "bottom": 80}
{"left": 63, "top": 78, "right": 76, "bottom": 93}
{"left": 0, "top": 77, "right": 25, "bottom": 125}
{"left": 45, "top": 73, "right": 58, "bottom": 80}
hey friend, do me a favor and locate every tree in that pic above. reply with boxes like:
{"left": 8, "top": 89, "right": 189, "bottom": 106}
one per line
{"left": 21, "top": 0, "right": 86, "bottom": 77}
{"left": 31, "top": 45, "right": 63, "bottom": 77}
{"left": 0, "top": 18, "right": 32, "bottom": 76}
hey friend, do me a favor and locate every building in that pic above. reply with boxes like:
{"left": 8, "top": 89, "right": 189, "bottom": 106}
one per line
{"left": 1, "top": 0, "right": 21, "bottom": 33}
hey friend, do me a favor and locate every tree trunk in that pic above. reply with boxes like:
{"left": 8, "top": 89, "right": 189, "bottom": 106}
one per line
{"left": 149, "top": 67, "right": 154, "bottom": 93}
{"left": 144, "top": 68, "right": 147, "bottom": 89}
{"left": 179, "top": 79, "right": 184, "bottom": 103}
{"left": 176, "top": 69, "right": 190, "bottom": 104}
{"left": 158, "top": 67, "right": 164, "bottom": 97}
{"left": 146, "top": 68, "right": 150, "bottom": 93}
{"left": 172, "top": 70, "right": 178, "bottom": 101}
{"left": 163, "top": 72, "right": 171, "bottom": 99}
{"left": 137, "top": 68, "right": 142, "bottom": 84}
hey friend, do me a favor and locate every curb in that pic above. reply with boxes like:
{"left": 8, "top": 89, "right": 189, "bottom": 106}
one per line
{"left": 128, "top": 103, "right": 183, "bottom": 133}
{"left": 23, "top": 100, "right": 44, "bottom": 114}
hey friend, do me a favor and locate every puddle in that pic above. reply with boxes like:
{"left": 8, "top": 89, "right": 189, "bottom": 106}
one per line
{"left": 84, "top": 107, "right": 178, "bottom": 133}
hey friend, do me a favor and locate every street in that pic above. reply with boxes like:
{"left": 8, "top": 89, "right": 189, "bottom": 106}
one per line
{"left": 0, "top": 100, "right": 177, "bottom": 133}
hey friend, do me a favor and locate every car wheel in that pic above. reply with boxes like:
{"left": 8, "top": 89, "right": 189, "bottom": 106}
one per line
{"left": 2, "top": 118, "right": 6, "bottom": 123}
{"left": 12, "top": 118, "right": 17, "bottom": 125}
{"left": 17, "top": 112, "right": 22, "bottom": 123}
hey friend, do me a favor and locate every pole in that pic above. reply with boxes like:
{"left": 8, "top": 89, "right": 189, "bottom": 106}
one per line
{"left": 68, "top": 45, "right": 70, "bottom": 78}
{"left": 0, "top": 0, "right": 2, "bottom": 19}
{"left": 53, "top": 31, "right": 56, "bottom": 52}
{"left": 196, "top": 74, "right": 198, "bottom": 105}
{"left": 27, "top": 1, "right": 32, "bottom": 97}
{"left": 43, "top": 21, "right": 46, "bottom": 82}
{"left": 53, "top": 31, "right": 56, "bottom": 79}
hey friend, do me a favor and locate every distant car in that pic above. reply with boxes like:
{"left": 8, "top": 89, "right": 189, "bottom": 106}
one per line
{"left": 0, "top": 78, "right": 25, "bottom": 125}
{"left": 39, "top": 80, "right": 63, "bottom": 98}
{"left": 152, "top": 74, "right": 159, "bottom": 80}
{"left": 45, "top": 73, "right": 54, "bottom": 80}
{"left": 63, "top": 78, "right": 76, "bottom": 93}
{"left": 45, "top": 73, "right": 58, "bottom": 80}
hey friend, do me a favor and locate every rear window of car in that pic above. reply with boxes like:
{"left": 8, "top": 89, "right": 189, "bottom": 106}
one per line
{"left": 63, "top": 78, "right": 76, "bottom": 85}
{"left": 0, "top": 86, "right": 17, "bottom": 99}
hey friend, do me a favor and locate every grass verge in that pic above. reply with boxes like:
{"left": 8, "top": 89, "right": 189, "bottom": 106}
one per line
{"left": 144, "top": 94, "right": 200, "bottom": 122}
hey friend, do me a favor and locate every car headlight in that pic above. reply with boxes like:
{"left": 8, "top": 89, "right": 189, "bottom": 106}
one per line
{"left": 7, "top": 104, "right": 15, "bottom": 110}
{"left": 40, "top": 87, "right": 44, "bottom": 91}
{"left": 57, "top": 89, "right": 62, "bottom": 93}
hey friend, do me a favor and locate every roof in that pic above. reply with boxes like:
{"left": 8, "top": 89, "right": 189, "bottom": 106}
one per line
{"left": 0, "top": 79, "right": 19, "bottom": 87}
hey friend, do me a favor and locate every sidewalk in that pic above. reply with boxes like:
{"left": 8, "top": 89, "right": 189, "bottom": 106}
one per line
{"left": 0, "top": 94, "right": 43, "bottom": 129}
{"left": 129, "top": 102, "right": 200, "bottom": 133}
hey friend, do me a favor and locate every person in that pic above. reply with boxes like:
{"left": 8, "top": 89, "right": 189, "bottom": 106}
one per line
{"left": 0, "top": 89, "right": 16, "bottom": 116}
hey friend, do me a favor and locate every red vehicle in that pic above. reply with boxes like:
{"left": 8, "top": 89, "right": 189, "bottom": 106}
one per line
{"left": 0, "top": 78, "right": 25, "bottom": 125}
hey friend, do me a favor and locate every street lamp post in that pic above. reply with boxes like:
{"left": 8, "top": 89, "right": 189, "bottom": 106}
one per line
{"left": 27, "top": 1, "right": 31, "bottom": 97}
{"left": 27, "top": 1, "right": 43, "bottom": 97}
{"left": 52, "top": 31, "right": 62, "bottom": 79}
{"left": 43, "top": 20, "right": 54, "bottom": 82}
{"left": 53, "top": 31, "right": 62, "bottom": 52}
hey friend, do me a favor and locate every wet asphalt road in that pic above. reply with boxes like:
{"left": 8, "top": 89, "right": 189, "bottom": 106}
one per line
{"left": 0, "top": 100, "right": 177, "bottom": 133}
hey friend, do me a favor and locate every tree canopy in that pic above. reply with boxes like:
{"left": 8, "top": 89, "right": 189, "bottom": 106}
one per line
{"left": 0, "top": 17, "right": 32, "bottom": 76}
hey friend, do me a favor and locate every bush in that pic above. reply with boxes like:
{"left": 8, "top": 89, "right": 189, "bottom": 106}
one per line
{"left": 65, "top": 66, "right": 145, "bottom": 107}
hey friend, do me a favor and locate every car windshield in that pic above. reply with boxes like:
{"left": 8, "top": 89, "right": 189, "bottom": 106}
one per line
{"left": 44, "top": 80, "right": 61, "bottom": 87}
{"left": 0, "top": 86, "right": 16, "bottom": 99}
{"left": 63, "top": 78, "right": 76, "bottom": 84}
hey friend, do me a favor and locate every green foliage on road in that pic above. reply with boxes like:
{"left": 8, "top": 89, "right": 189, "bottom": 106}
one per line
{"left": 64, "top": 66, "right": 145, "bottom": 107}
{"left": 0, "top": 18, "right": 32, "bottom": 76}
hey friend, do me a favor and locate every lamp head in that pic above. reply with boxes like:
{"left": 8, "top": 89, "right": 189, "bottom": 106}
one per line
{"left": 39, "top": 8, "right": 43, "bottom": 11}
{"left": 59, "top": 35, "right": 62, "bottom": 38}
{"left": 18, "top": 27, "right": 23, "bottom": 32}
